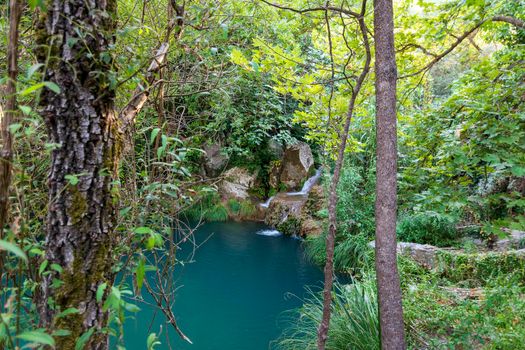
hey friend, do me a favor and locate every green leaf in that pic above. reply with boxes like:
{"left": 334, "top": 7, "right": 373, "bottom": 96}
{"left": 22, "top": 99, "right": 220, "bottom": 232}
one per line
{"left": 17, "top": 330, "right": 55, "bottom": 346}
{"left": 150, "top": 128, "right": 160, "bottom": 145}
{"left": 134, "top": 227, "right": 153, "bottom": 235}
{"left": 147, "top": 333, "right": 161, "bottom": 350}
{"left": 0, "top": 240, "right": 27, "bottom": 263}
{"left": 136, "top": 258, "right": 146, "bottom": 291}
{"left": 51, "top": 263, "right": 63, "bottom": 273}
{"left": 18, "top": 105, "right": 32, "bottom": 115}
{"left": 75, "top": 328, "right": 94, "bottom": 350}
{"left": 96, "top": 282, "right": 107, "bottom": 302}
{"left": 19, "top": 82, "right": 45, "bottom": 96}
{"left": 65, "top": 174, "right": 79, "bottom": 185}
{"left": 39, "top": 260, "right": 48, "bottom": 276}
{"left": 53, "top": 329, "right": 72, "bottom": 337}
{"left": 511, "top": 166, "right": 525, "bottom": 177}
{"left": 44, "top": 81, "right": 61, "bottom": 94}
{"left": 26, "top": 63, "right": 44, "bottom": 78}
{"left": 56, "top": 307, "right": 79, "bottom": 319}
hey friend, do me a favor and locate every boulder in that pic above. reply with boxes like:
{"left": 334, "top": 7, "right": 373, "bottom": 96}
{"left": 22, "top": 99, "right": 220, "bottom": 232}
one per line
{"left": 279, "top": 142, "right": 314, "bottom": 190}
{"left": 300, "top": 218, "right": 323, "bottom": 237}
{"left": 219, "top": 167, "right": 257, "bottom": 200}
{"left": 494, "top": 229, "right": 525, "bottom": 251}
{"left": 368, "top": 241, "right": 440, "bottom": 269}
{"left": 204, "top": 143, "right": 229, "bottom": 177}
{"left": 265, "top": 193, "right": 307, "bottom": 228}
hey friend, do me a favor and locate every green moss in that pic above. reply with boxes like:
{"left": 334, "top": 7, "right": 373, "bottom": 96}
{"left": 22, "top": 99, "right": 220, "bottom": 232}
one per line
{"left": 68, "top": 187, "right": 87, "bottom": 224}
{"left": 54, "top": 240, "right": 112, "bottom": 349}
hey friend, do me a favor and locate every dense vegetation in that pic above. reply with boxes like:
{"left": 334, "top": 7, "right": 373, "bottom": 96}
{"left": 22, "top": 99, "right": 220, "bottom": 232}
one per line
{"left": 1, "top": 0, "right": 524, "bottom": 349}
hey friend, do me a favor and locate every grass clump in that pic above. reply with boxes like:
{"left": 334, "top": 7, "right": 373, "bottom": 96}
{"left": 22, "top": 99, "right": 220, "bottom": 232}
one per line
{"left": 397, "top": 212, "right": 459, "bottom": 247}
{"left": 227, "top": 199, "right": 241, "bottom": 215}
{"left": 239, "top": 200, "right": 256, "bottom": 217}
{"left": 204, "top": 203, "right": 229, "bottom": 222}
{"left": 275, "top": 280, "right": 379, "bottom": 350}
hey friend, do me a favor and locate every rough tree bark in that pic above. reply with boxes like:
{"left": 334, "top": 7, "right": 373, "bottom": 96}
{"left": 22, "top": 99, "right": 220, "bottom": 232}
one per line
{"left": 0, "top": 0, "right": 21, "bottom": 303}
{"left": 373, "top": 0, "right": 406, "bottom": 349}
{"left": 0, "top": 0, "right": 21, "bottom": 253}
{"left": 35, "top": 0, "right": 120, "bottom": 348}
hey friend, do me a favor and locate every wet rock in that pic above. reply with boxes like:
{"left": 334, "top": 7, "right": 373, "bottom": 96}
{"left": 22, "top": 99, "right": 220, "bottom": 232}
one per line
{"left": 219, "top": 167, "right": 257, "bottom": 200}
{"left": 204, "top": 143, "right": 229, "bottom": 177}
{"left": 280, "top": 142, "right": 314, "bottom": 191}
{"left": 265, "top": 193, "right": 307, "bottom": 228}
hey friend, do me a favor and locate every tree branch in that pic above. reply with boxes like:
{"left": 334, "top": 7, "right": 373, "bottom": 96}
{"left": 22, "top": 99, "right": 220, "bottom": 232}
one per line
{"left": 258, "top": 0, "right": 361, "bottom": 18}
{"left": 400, "top": 15, "right": 524, "bottom": 79}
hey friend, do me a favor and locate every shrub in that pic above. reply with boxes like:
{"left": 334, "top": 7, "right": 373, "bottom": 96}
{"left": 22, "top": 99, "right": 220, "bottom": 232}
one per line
{"left": 275, "top": 280, "right": 379, "bottom": 350}
{"left": 227, "top": 199, "right": 241, "bottom": 215}
{"left": 305, "top": 233, "right": 372, "bottom": 273}
{"left": 239, "top": 200, "right": 256, "bottom": 217}
{"left": 204, "top": 203, "right": 229, "bottom": 222}
{"left": 397, "top": 212, "right": 459, "bottom": 247}
{"left": 436, "top": 250, "right": 525, "bottom": 287}
{"left": 277, "top": 217, "right": 301, "bottom": 236}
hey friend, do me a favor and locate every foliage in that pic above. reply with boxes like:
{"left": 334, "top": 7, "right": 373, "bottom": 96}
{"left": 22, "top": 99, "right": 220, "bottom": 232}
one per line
{"left": 275, "top": 281, "right": 379, "bottom": 350}
{"left": 397, "top": 212, "right": 460, "bottom": 247}
{"left": 277, "top": 217, "right": 301, "bottom": 236}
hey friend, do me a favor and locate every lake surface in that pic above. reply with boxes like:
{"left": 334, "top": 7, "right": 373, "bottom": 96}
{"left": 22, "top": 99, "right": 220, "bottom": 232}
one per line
{"left": 123, "top": 221, "right": 324, "bottom": 350}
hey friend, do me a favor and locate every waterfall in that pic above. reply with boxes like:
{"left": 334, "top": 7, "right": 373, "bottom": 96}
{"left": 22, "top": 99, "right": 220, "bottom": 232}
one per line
{"left": 259, "top": 168, "right": 323, "bottom": 208}
{"left": 286, "top": 168, "right": 323, "bottom": 196}
{"left": 259, "top": 196, "right": 275, "bottom": 208}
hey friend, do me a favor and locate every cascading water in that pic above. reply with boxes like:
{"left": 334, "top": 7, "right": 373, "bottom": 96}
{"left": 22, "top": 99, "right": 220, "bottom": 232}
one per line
{"left": 259, "top": 168, "right": 323, "bottom": 209}
{"left": 260, "top": 196, "right": 275, "bottom": 209}
{"left": 286, "top": 167, "right": 323, "bottom": 196}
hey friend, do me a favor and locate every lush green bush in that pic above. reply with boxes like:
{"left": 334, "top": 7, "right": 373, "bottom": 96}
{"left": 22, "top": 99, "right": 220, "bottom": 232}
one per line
{"left": 239, "top": 200, "right": 256, "bottom": 217}
{"left": 436, "top": 250, "right": 525, "bottom": 287}
{"left": 275, "top": 281, "right": 379, "bottom": 350}
{"left": 404, "top": 283, "right": 525, "bottom": 350}
{"left": 204, "top": 203, "right": 229, "bottom": 222}
{"left": 397, "top": 212, "right": 459, "bottom": 247}
{"left": 277, "top": 217, "right": 301, "bottom": 236}
{"left": 305, "top": 233, "right": 372, "bottom": 274}
{"left": 227, "top": 199, "right": 241, "bottom": 215}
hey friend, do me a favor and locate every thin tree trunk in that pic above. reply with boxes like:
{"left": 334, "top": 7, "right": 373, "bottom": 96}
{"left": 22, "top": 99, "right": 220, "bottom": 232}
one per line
{"left": 35, "top": 0, "right": 120, "bottom": 348}
{"left": 373, "top": 0, "right": 406, "bottom": 348}
{"left": 0, "top": 0, "right": 21, "bottom": 303}
{"left": 317, "top": 4, "right": 371, "bottom": 348}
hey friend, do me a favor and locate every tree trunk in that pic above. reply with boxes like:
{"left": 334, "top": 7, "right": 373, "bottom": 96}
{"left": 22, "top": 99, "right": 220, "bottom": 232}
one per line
{"left": 373, "top": 0, "right": 406, "bottom": 349}
{"left": 35, "top": 0, "right": 120, "bottom": 348}
{"left": 0, "top": 0, "right": 21, "bottom": 285}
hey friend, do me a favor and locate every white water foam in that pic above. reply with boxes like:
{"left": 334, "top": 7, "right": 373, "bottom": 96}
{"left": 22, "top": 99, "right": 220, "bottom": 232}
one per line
{"left": 259, "top": 196, "right": 275, "bottom": 208}
{"left": 256, "top": 229, "right": 283, "bottom": 237}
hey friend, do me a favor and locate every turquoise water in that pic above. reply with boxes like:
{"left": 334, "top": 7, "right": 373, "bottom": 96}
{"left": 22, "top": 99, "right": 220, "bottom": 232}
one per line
{"left": 123, "top": 221, "right": 324, "bottom": 350}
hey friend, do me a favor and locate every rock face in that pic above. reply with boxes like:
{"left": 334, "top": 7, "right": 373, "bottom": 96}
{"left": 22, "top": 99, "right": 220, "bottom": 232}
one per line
{"left": 219, "top": 167, "right": 257, "bottom": 200}
{"left": 265, "top": 193, "right": 306, "bottom": 229}
{"left": 264, "top": 184, "right": 325, "bottom": 237}
{"left": 204, "top": 143, "right": 229, "bottom": 177}
{"left": 368, "top": 241, "right": 440, "bottom": 269}
{"left": 494, "top": 229, "right": 525, "bottom": 251}
{"left": 279, "top": 142, "right": 314, "bottom": 190}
